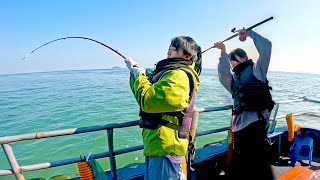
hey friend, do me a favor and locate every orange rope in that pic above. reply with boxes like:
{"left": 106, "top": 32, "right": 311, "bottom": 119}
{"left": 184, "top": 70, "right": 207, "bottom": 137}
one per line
{"left": 77, "top": 161, "right": 94, "bottom": 180}
{"left": 226, "top": 128, "right": 233, "bottom": 166}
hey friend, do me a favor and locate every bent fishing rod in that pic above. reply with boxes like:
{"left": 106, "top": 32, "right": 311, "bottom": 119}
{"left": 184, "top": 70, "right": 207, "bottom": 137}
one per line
{"left": 21, "top": 36, "right": 127, "bottom": 61}
{"left": 22, "top": 17, "right": 273, "bottom": 60}
{"left": 202, "top": 16, "right": 274, "bottom": 54}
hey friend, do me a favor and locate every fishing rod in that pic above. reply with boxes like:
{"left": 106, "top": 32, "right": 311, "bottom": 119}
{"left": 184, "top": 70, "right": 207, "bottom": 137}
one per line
{"left": 21, "top": 36, "right": 127, "bottom": 60}
{"left": 22, "top": 17, "right": 273, "bottom": 60}
{"left": 202, "top": 16, "right": 274, "bottom": 54}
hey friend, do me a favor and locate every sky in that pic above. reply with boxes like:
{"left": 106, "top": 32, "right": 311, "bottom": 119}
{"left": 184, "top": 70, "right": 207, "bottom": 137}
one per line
{"left": 1, "top": 0, "right": 320, "bottom": 75}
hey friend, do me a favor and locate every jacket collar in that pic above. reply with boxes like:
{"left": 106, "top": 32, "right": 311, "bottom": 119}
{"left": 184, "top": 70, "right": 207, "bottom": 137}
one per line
{"left": 154, "top": 58, "right": 193, "bottom": 74}
{"left": 233, "top": 59, "right": 254, "bottom": 75}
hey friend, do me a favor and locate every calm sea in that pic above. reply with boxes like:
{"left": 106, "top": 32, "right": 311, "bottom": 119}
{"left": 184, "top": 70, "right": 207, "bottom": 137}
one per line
{"left": 1, "top": 68, "right": 320, "bottom": 179}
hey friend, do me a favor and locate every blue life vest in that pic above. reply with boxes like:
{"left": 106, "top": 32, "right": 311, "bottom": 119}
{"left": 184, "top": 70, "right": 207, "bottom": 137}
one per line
{"left": 231, "top": 60, "right": 274, "bottom": 114}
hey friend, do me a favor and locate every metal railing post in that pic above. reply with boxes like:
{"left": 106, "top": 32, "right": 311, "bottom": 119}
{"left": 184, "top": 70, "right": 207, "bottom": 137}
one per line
{"left": 2, "top": 144, "right": 25, "bottom": 180}
{"left": 107, "top": 129, "right": 117, "bottom": 179}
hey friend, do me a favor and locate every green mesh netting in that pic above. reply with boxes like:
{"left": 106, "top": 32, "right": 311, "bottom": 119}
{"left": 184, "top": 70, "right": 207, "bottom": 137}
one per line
{"left": 87, "top": 159, "right": 105, "bottom": 180}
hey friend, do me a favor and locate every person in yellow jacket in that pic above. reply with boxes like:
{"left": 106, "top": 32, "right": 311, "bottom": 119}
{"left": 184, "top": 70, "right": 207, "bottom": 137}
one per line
{"left": 125, "top": 36, "right": 202, "bottom": 180}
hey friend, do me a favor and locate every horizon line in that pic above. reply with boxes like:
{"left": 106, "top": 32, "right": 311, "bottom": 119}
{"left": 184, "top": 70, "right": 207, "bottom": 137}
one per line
{"left": 1, "top": 67, "right": 319, "bottom": 76}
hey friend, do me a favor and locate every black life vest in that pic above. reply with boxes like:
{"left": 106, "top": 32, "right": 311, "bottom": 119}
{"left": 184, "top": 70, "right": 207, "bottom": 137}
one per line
{"left": 138, "top": 58, "right": 197, "bottom": 139}
{"left": 231, "top": 60, "right": 274, "bottom": 114}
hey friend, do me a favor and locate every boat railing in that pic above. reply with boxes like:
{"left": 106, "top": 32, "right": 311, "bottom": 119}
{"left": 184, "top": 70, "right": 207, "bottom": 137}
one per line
{"left": 0, "top": 107, "right": 230, "bottom": 180}
{"left": 274, "top": 98, "right": 320, "bottom": 120}
{"left": 0, "top": 97, "right": 318, "bottom": 180}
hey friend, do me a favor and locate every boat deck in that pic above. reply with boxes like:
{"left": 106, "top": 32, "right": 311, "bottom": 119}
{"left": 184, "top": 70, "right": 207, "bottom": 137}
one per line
{"left": 271, "top": 157, "right": 320, "bottom": 179}
{"left": 70, "top": 148, "right": 320, "bottom": 180}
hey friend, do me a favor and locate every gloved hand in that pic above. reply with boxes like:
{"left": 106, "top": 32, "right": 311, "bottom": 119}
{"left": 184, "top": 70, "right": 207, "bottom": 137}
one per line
{"left": 238, "top": 27, "right": 248, "bottom": 42}
{"left": 124, "top": 57, "right": 138, "bottom": 71}
{"left": 132, "top": 67, "right": 146, "bottom": 78}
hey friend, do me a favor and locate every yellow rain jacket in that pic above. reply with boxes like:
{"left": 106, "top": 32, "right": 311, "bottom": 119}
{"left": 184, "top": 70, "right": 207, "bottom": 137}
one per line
{"left": 130, "top": 63, "right": 200, "bottom": 156}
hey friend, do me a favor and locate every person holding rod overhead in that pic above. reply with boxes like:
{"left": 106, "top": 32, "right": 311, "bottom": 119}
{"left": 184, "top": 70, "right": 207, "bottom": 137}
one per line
{"left": 214, "top": 28, "right": 275, "bottom": 180}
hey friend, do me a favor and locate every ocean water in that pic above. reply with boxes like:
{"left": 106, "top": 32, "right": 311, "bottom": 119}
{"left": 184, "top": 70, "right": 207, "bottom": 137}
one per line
{"left": 0, "top": 68, "right": 320, "bottom": 179}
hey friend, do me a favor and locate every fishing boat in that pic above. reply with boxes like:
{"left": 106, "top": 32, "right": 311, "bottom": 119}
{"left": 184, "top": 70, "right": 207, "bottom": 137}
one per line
{"left": 1, "top": 97, "right": 320, "bottom": 180}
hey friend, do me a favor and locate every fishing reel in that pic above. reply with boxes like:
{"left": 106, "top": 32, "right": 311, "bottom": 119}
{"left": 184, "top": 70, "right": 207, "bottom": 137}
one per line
{"left": 231, "top": 27, "right": 248, "bottom": 42}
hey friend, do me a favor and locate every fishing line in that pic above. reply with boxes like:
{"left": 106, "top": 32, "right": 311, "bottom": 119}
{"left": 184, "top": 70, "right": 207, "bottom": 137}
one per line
{"left": 21, "top": 36, "right": 127, "bottom": 60}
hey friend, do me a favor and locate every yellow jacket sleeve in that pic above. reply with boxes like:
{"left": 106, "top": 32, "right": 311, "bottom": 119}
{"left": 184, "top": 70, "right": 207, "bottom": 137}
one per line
{"left": 130, "top": 69, "right": 190, "bottom": 113}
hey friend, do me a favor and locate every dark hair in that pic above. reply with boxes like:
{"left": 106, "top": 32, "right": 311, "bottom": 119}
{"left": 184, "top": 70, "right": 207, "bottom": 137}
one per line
{"left": 228, "top": 48, "right": 248, "bottom": 61}
{"left": 170, "top": 36, "right": 202, "bottom": 75}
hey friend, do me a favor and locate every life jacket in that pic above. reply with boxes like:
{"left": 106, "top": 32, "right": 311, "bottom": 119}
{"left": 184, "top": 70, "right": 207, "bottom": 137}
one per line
{"left": 138, "top": 58, "right": 197, "bottom": 139}
{"left": 231, "top": 60, "right": 274, "bottom": 115}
